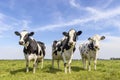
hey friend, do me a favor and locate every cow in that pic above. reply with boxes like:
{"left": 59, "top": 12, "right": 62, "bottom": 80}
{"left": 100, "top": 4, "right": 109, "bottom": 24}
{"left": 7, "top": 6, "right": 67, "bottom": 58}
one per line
{"left": 14, "top": 30, "right": 45, "bottom": 73}
{"left": 52, "top": 29, "right": 82, "bottom": 73}
{"left": 79, "top": 34, "right": 105, "bottom": 71}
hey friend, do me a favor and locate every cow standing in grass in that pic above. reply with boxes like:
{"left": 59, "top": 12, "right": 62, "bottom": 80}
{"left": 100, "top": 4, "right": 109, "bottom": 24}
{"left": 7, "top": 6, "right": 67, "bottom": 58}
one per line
{"left": 52, "top": 29, "right": 82, "bottom": 73}
{"left": 15, "top": 30, "right": 45, "bottom": 73}
{"left": 79, "top": 34, "right": 105, "bottom": 71}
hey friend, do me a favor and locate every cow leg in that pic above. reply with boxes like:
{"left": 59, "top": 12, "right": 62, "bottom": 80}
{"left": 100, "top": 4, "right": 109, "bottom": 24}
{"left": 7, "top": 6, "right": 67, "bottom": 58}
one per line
{"left": 33, "top": 58, "right": 37, "bottom": 73}
{"left": 41, "top": 58, "right": 43, "bottom": 69}
{"left": 64, "top": 63, "right": 67, "bottom": 74}
{"left": 57, "top": 60, "right": 60, "bottom": 69}
{"left": 52, "top": 56, "right": 54, "bottom": 68}
{"left": 82, "top": 57, "right": 87, "bottom": 70}
{"left": 26, "top": 59, "right": 29, "bottom": 73}
{"left": 94, "top": 58, "right": 97, "bottom": 70}
{"left": 68, "top": 54, "right": 73, "bottom": 73}
{"left": 88, "top": 58, "right": 91, "bottom": 71}
{"left": 62, "top": 53, "right": 67, "bottom": 73}
{"left": 36, "top": 60, "right": 39, "bottom": 69}
{"left": 85, "top": 59, "right": 87, "bottom": 70}
{"left": 68, "top": 63, "right": 71, "bottom": 73}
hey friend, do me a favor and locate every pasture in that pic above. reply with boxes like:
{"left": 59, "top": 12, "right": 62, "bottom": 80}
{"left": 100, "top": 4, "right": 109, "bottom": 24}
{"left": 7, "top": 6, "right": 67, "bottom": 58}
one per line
{"left": 0, "top": 60, "right": 120, "bottom": 80}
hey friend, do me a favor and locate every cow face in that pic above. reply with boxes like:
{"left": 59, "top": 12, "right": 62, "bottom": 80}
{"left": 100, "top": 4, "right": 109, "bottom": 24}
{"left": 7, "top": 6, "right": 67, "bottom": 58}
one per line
{"left": 88, "top": 35, "right": 105, "bottom": 50}
{"left": 63, "top": 29, "right": 82, "bottom": 46}
{"left": 15, "top": 30, "right": 34, "bottom": 45}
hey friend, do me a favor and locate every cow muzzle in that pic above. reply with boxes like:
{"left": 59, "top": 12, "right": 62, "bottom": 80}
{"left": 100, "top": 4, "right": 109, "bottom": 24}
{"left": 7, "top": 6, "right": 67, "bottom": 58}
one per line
{"left": 19, "top": 41, "right": 24, "bottom": 45}
{"left": 94, "top": 46, "right": 100, "bottom": 50}
{"left": 69, "top": 42, "right": 74, "bottom": 46}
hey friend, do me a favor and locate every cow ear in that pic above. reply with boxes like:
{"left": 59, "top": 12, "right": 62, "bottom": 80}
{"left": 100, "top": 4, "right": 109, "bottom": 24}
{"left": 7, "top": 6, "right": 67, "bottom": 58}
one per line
{"left": 88, "top": 37, "right": 92, "bottom": 40}
{"left": 63, "top": 32, "right": 68, "bottom": 36}
{"left": 100, "top": 36, "right": 105, "bottom": 40}
{"left": 28, "top": 32, "right": 34, "bottom": 36}
{"left": 77, "top": 31, "right": 82, "bottom": 36}
{"left": 14, "top": 31, "right": 20, "bottom": 36}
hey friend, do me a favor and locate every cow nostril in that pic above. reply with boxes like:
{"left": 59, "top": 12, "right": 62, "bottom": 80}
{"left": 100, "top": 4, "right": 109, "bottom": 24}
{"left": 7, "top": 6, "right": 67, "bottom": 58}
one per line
{"left": 95, "top": 46, "right": 98, "bottom": 49}
{"left": 19, "top": 41, "right": 24, "bottom": 45}
{"left": 69, "top": 42, "right": 73, "bottom": 45}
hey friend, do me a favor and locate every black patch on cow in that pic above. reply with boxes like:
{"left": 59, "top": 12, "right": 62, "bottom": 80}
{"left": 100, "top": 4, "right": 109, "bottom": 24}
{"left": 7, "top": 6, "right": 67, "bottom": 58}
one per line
{"left": 86, "top": 51, "right": 88, "bottom": 54}
{"left": 73, "top": 47, "right": 76, "bottom": 52}
{"left": 52, "top": 40, "right": 62, "bottom": 55}
{"left": 64, "top": 63, "right": 67, "bottom": 67}
{"left": 37, "top": 41, "right": 46, "bottom": 56}
{"left": 61, "top": 37, "right": 72, "bottom": 52}
{"left": 52, "top": 40, "right": 58, "bottom": 50}
{"left": 88, "top": 42, "right": 95, "bottom": 51}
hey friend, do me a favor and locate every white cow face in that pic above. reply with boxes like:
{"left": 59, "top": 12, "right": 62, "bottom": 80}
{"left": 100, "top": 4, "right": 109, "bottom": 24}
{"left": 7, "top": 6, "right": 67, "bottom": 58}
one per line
{"left": 63, "top": 29, "right": 82, "bottom": 46}
{"left": 15, "top": 30, "right": 34, "bottom": 45}
{"left": 88, "top": 35, "right": 105, "bottom": 50}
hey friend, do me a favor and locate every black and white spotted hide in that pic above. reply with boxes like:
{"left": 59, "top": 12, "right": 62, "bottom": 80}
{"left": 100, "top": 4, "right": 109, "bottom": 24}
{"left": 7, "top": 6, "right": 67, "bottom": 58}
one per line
{"left": 15, "top": 30, "right": 45, "bottom": 73}
{"left": 52, "top": 29, "right": 82, "bottom": 73}
{"left": 79, "top": 34, "right": 105, "bottom": 71}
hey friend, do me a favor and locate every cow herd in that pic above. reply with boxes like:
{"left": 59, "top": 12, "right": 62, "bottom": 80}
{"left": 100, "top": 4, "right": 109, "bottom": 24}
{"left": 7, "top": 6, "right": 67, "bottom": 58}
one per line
{"left": 15, "top": 29, "right": 105, "bottom": 73}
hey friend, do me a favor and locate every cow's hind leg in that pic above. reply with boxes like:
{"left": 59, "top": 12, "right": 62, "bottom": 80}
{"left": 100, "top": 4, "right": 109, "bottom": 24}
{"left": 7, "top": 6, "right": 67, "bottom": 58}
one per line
{"left": 33, "top": 58, "right": 37, "bottom": 73}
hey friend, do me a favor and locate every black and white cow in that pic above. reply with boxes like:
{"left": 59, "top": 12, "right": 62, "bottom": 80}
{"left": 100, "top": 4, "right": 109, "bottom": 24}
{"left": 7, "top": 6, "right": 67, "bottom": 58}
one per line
{"left": 15, "top": 30, "right": 45, "bottom": 73}
{"left": 79, "top": 34, "right": 105, "bottom": 71}
{"left": 52, "top": 29, "right": 82, "bottom": 73}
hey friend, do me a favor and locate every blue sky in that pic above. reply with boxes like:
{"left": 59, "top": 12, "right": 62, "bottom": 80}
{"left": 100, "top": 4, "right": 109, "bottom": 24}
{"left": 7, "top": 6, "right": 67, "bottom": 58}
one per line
{"left": 0, "top": 0, "right": 120, "bottom": 59}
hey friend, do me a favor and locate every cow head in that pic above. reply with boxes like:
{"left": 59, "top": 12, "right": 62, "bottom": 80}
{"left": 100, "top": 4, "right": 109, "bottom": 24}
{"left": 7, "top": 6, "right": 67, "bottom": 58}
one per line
{"left": 88, "top": 34, "right": 105, "bottom": 50}
{"left": 15, "top": 30, "right": 34, "bottom": 45}
{"left": 63, "top": 29, "right": 82, "bottom": 46}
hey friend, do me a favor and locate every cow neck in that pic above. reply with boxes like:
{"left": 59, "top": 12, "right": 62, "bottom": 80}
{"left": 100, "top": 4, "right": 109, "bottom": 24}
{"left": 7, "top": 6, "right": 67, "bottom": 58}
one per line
{"left": 24, "top": 41, "right": 29, "bottom": 49}
{"left": 24, "top": 38, "right": 33, "bottom": 49}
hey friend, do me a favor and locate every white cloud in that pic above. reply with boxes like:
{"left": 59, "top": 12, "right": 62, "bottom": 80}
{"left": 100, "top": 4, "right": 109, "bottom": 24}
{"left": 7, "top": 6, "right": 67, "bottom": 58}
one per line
{"left": 33, "top": 6, "right": 120, "bottom": 32}
{"left": 69, "top": 0, "right": 80, "bottom": 8}
{"left": 0, "top": 12, "right": 32, "bottom": 38}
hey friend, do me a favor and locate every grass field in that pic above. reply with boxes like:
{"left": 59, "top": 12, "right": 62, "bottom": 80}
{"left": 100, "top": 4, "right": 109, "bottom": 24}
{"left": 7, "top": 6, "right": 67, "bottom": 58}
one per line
{"left": 0, "top": 60, "right": 120, "bottom": 80}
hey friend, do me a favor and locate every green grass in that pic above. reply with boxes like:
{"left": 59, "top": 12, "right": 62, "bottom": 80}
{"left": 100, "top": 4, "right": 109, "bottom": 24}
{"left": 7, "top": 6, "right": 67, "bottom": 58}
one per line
{"left": 0, "top": 60, "right": 120, "bottom": 80}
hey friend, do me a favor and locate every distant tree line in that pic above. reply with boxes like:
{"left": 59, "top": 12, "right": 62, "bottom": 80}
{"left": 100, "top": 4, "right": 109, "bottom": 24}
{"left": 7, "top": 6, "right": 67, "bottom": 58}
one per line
{"left": 110, "top": 57, "right": 120, "bottom": 60}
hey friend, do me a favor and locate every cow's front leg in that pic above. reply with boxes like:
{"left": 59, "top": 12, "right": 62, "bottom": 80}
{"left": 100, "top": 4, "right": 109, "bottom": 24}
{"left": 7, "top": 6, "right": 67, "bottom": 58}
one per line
{"left": 94, "top": 59, "right": 97, "bottom": 70}
{"left": 57, "top": 60, "right": 60, "bottom": 69}
{"left": 68, "top": 54, "right": 73, "bottom": 73}
{"left": 82, "top": 57, "right": 87, "bottom": 70}
{"left": 62, "top": 53, "right": 67, "bottom": 73}
{"left": 26, "top": 59, "right": 29, "bottom": 73}
{"left": 88, "top": 58, "right": 91, "bottom": 71}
